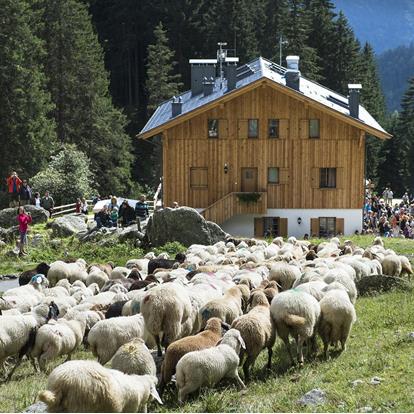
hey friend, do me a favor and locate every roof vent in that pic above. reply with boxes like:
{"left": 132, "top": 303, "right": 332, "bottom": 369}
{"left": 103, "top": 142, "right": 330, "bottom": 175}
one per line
{"left": 348, "top": 84, "right": 362, "bottom": 119}
{"left": 171, "top": 96, "right": 182, "bottom": 117}
{"left": 189, "top": 59, "right": 216, "bottom": 96}
{"left": 203, "top": 77, "right": 215, "bottom": 96}
{"left": 285, "top": 55, "right": 300, "bottom": 91}
{"left": 225, "top": 58, "right": 238, "bottom": 92}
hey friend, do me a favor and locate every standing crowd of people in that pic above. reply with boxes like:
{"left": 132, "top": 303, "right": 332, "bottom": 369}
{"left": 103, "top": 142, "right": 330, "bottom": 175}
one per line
{"left": 363, "top": 186, "right": 414, "bottom": 238}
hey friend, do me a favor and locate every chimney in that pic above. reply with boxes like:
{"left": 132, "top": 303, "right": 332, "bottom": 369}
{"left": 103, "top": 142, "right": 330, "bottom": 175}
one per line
{"left": 171, "top": 96, "right": 182, "bottom": 117}
{"left": 348, "top": 84, "right": 362, "bottom": 119}
{"left": 225, "top": 57, "right": 239, "bottom": 91}
{"left": 203, "top": 77, "right": 215, "bottom": 96}
{"left": 189, "top": 59, "right": 216, "bottom": 96}
{"left": 285, "top": 55, "right": 300, "bottom": 91}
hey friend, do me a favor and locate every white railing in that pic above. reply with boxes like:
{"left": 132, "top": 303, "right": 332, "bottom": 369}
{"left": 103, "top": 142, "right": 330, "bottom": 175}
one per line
{"left": 52, "top": 200, "right": 93, "bottom": 217}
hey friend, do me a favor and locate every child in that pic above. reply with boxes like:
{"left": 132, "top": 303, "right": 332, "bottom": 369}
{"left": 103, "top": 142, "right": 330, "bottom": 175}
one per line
{"left": 17, "top": 206, "right": 32, "bottom": 256}
{"left": 110, "top": 206, "right": 119, "bottom": 228}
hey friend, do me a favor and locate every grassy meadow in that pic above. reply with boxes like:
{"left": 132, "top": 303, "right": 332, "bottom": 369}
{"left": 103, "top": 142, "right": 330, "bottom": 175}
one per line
{"left": 0, "top": 225, "right": 414, "bottom": 412}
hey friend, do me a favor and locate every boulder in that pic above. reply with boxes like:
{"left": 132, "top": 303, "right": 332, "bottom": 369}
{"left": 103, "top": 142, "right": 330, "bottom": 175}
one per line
{"left": 118, "top": 224, "right": 145, "bottom": 243}
{"left": 0, "top": 205, "right": 49, "bottom": 228}
{"left": 146, "top": 207, "right": 227, "bottom": 247}
{"left": 297, "top": 388, "right": 326, "bottom": 406}
{"left": 356, "top": 274, "right": 411, "bottom": 295}
{"left": 0, "top": 226, "right": 19, "bottom": 242}
{"left": 51, "top": 214, "right": 88, "bottom": 237}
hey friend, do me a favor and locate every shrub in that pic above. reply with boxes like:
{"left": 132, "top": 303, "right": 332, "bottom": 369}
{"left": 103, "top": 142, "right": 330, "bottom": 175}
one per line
{"left": 152, "top": 241, "right": 187, "bottom": 257}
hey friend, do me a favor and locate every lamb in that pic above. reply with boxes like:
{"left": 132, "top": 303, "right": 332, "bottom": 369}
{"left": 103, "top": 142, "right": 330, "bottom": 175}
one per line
{"left": 270, "top": 289, "right": 320, "bottom": 365}
{"left": 30, "top": 312, "right": 87, "bottom": 371}
{"left": 231, "top": 290, "right": 276, "bottom": 380}
{"left": 19, "top": 262, "right": 50, "bottom": 286}
{"left": 159, "top": 317, "right": 226, "bottom": 395}
{"left": 268, "top": 262, "right": 301, "bottom": 291}
{"left": 141, "top": 283, "right": 193, "bottom": 356}
{"left": 0, "top": 302, "right": 59, "bottom": 381}
{"left": 175, "top": 328, "right": 246, "bottom": 403}
{"left": 111, "top": 338, "right": 156, "bottom": 376}
{"left": 38, "top": 360, "right": 162, "bottom": 412}
{"left": 87, "top": 313, "right": 147, "bottom": 365}
{"left": 147, "top": 253, "right": 186, "bottom": 275}
{"left": 318, "top": 289, "right": 356, "bottom": 358}
{"left": 199, "top": 285, "right": 244, "bottom": 328}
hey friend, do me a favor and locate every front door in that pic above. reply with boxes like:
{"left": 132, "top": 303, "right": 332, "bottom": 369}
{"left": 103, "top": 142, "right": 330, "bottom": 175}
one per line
{"left": 241, "top": 168, "right": 258, "bottom": 192}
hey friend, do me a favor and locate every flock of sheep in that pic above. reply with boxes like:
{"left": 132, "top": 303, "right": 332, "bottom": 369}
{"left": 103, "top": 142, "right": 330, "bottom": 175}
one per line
{"left": 0, "top": 235, "right": 412, "bottom": 412}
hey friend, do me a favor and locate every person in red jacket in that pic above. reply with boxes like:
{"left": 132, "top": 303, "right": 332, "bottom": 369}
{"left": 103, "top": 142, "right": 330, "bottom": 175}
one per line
{"left": 17, "top": 206, "right": 32, "bottom": 256}
{"left": 6, "top": 171, "right": 22, "bottom": 207}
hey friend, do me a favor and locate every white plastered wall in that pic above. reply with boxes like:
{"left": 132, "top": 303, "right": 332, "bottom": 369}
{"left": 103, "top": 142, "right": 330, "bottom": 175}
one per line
{"left": 221, "top": 209, "right": 363, "bottom": 238}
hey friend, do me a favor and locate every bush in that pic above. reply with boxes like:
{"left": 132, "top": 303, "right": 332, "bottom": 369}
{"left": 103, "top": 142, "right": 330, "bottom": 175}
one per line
{"left": 31, "top": 144, "right": 95, "bottom": 205}
{"left": 152, "top": 241, "right": 187, "bottom": 257}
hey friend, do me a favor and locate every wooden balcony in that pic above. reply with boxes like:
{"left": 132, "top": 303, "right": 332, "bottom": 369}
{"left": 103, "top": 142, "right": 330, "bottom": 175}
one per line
{"left": 202, "top": 192, "right": 267, "bottom": 225}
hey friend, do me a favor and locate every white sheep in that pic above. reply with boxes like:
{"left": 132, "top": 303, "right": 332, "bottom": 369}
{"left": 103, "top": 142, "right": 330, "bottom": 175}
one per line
{"left": 87, "top": 314, "right": 147, "bottom": 365}
{"left": 31, "top": 312, "right": 87, "bottom": 370}
{"left": 48, "top": 259, "right": 87, "bottom": 286}
{"left": 175, "top": 328, "right": 246, "bottom": 403}
{"left": 141, "top": 283, "right": 193, "bottom": 356}
{"left": 86, "top": 269, "right": 109, "bottom": 289}
{"left": 268, "top": 262, "right": 301, "bottom": 291}
{"left": 38, "top": 360, "right": 162, "bottom": 412}
{"left": 270, "top": 289, "right": 320, "bottom": 365}
{"left": 318, "top": 289, "right": 356, "bottom": 358}
{"left": 111, "top": 338, "right": 156, "bottom": 376}
{"left": 323, "top": 271, "right": 357, "bottom": 304}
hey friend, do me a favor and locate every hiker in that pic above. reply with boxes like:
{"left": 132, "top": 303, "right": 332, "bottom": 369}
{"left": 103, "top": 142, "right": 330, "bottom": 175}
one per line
{"left": 108, "top": 196, "right": 118, "bottom": 212}
{"left": 6, "top": 171, "right": 22, "bottom": 208}
{"left": 17, "top": 206, "right": 32, "bottom": 256}
{"left": 33, "top": 192, "right": 41, "bottom": 208}
{"left": 19, "top": 180, "right": 32, "bottom": 206}
{"left": 119, "top": 200, "right": 136, "bottom": 227}
{"left": 41, "top": 191, "right": 55, "bottom": 218}
{"left": 75, "top": 198, "right": 82, "bottom": 213}
{"left": 81, "top": 197, "right": 88, "bottom": 215}
{"left": 135, "top": 195, "right": 149, "bottom": 221}
{"left": 95, "top": 205, "right": 112, "bottom": 228}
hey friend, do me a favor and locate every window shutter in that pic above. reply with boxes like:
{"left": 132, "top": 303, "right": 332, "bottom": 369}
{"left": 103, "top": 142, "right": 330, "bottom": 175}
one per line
{"left": 218, "top": 119, "right": 228, "bottom": 139}
{"left": 311, "top": 218, "right": 319, "bottom": 237}
{"left": 254, "top": 218, "right": 264, "bottom": 237}
{"left": 336, "top": 167, "right": 344, "bottom": 189}
{"left": 190, "top": 167, "right": 208, "bottom": 188}
{"left": 336, "top": 218, "right": 344, "bottom": 235}
{"left": 279, "top": 168, "right": 290, "bottom": 184}
{"left": 299, "top": 119, "right": 309, "bottom": 139}
{"left": 238, "top": 119, "right": 248, "bottom": 139}
{"left": 279, "top": 218, "right": 288, "bottom": 237}
{"left": 311, "top": 168, "right": 319, "bottom": 189}
{"left": 279, "top": 119, "right": 289, "bottom": 139}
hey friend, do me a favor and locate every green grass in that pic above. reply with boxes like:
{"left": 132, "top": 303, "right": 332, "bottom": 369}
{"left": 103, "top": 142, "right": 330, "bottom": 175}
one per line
{"left": 1, "top": 290, "right": 413, "bottom": 412}
{"left": 1, "top": 229, "right": 414, "bottom": 412}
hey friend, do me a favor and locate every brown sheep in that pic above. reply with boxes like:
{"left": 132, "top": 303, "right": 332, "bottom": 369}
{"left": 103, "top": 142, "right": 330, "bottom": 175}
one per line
{"left": 159, "top": 317, "right": 227, "bottom": 395}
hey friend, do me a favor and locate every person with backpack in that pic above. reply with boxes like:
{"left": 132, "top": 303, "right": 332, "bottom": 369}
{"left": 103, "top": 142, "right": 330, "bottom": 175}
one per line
{"left": 6, "top": 171, "right": 22, "bottom": 207}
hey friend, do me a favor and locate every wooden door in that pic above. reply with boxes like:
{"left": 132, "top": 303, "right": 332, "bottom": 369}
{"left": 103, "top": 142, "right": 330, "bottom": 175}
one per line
{"left": 241, "top": 168, "right": 258, "bottom": 192}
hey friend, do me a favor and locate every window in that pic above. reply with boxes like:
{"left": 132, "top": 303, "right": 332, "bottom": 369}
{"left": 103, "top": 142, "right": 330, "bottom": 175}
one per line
{"left": 208, "top": 119, "right": 219, "bottom": 138}
{"left": 190, "top": 167, "right": 208, "bottom": 188}
{"left": 268, "top": 167, "right": 279, "bottom": 184}
{"left": 268, "top": 119, "right": 279, "bottom": 138}
{"left": 309, "top": 119, "right": 320, "bottom": 138}
{"left": 320, "top": 168, "right": 336, "bottom": 188}
{"left": 319, "top": 217, "right": 336, "bottom": 238}
{"left": 248, "top": 119, "right": 259, "bottom": 138}
{"left": 263, "top": 217, "right": 279, "bottom": 237}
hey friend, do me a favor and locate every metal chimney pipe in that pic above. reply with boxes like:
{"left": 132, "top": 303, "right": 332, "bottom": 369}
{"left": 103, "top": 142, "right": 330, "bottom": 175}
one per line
{"left": 285, "top": 55, "right": 300, "bottom": 91}
{"left": 348, "top": 84, "right": 362, "bottom": 119}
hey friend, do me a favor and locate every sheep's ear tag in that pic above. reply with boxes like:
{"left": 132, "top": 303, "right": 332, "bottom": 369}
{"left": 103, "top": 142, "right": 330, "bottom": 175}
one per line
{"left": 150, "top": 385, "right": 163, "bottom": 404}
{"left": 238, "top": 334, "right": 246, "bottom": 349}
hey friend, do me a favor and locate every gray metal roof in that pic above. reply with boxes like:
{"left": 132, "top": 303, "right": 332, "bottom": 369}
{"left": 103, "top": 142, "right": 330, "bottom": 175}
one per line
{"left": 139, "top": 56, "right": 387, "bottom": 137}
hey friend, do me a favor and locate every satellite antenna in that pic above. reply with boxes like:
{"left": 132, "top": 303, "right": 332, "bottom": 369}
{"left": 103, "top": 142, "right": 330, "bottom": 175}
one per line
{"left": 217, "top": 42, "right": 228, "bottom": 89}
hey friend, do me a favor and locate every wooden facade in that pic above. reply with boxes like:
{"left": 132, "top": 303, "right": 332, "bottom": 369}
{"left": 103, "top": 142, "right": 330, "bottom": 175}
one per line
{"left": 161, "top": 81, "right": 366, "bottom": 213}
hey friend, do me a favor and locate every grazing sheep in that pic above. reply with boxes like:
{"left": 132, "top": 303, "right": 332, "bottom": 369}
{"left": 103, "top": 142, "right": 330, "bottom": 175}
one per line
{"left": 105, "top": 300, "right": 129, "bottom": 319}
{"left": 111, "top": 338, "right": 156, "bottom": 376}
{"left": 318, "top": 289, "right": 356, "bottom": 358}
{"left": 87, "top": 314, "right": 147, "bottom": 365}
{"left": 141, "top": 283, "right": 193, "bottom": 356}
{"left": 175, "top": 328, "right": 246, "bottom": 403}
{"left": 269, "top": 262, "right": 301, "bottom": 291}
{"left": 323, "top": 271, "right": 357, "bottom": 304}
{"left": 199, "top": 286, "right": 244, "bottom": 328}
{"left": 231, "top": 291, "right": 276, "bottom": 380}
{"left": 41, "top": 296, "right": 77, "bottom": 317}
{"left": 0, "top": 302, "right": 59, "bottom": 381}
{"left": 294, "top": 281, "right": 327, "bottom": 301}
{"left": 147, "top": 253, "right": 186, "bottom": 275}
{"left": 86, "top": 269, "right": 109, "bottom": 289}
{"left": 110, "top": 267, "right": 131, "bottom": 280}
{"left": 87, "top": 262, "right": 113, "bottom": 276}
{"left": 19, "top": 262, "right": 50, "bottom": 286}
{"left": 128, "top": 275, "right": 159, "bottom": 291}
{"left": 270, "top": 290, "right": 320, "bottom": 365}
{"left": 38, "top": 360, "right": 162, "bottom": 412}
{"left": 159, "top": 317, "right": 226, "bottom": 395}
{"left": 31, "top": 312, "right": 87, "bottom": 371}
{"left": 47, "top": 259, "right": 87, "bottom": 287}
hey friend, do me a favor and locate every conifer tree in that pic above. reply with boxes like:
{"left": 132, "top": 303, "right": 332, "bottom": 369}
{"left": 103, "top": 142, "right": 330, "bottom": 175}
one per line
{"left": 146, "top": 22, "right": 183, "bottom": 114}
{"left": 0, "top": 0, "right": 56, "bottom": 178}
{"left": 39, "top": 0, "right": 132, "bottom": 195}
